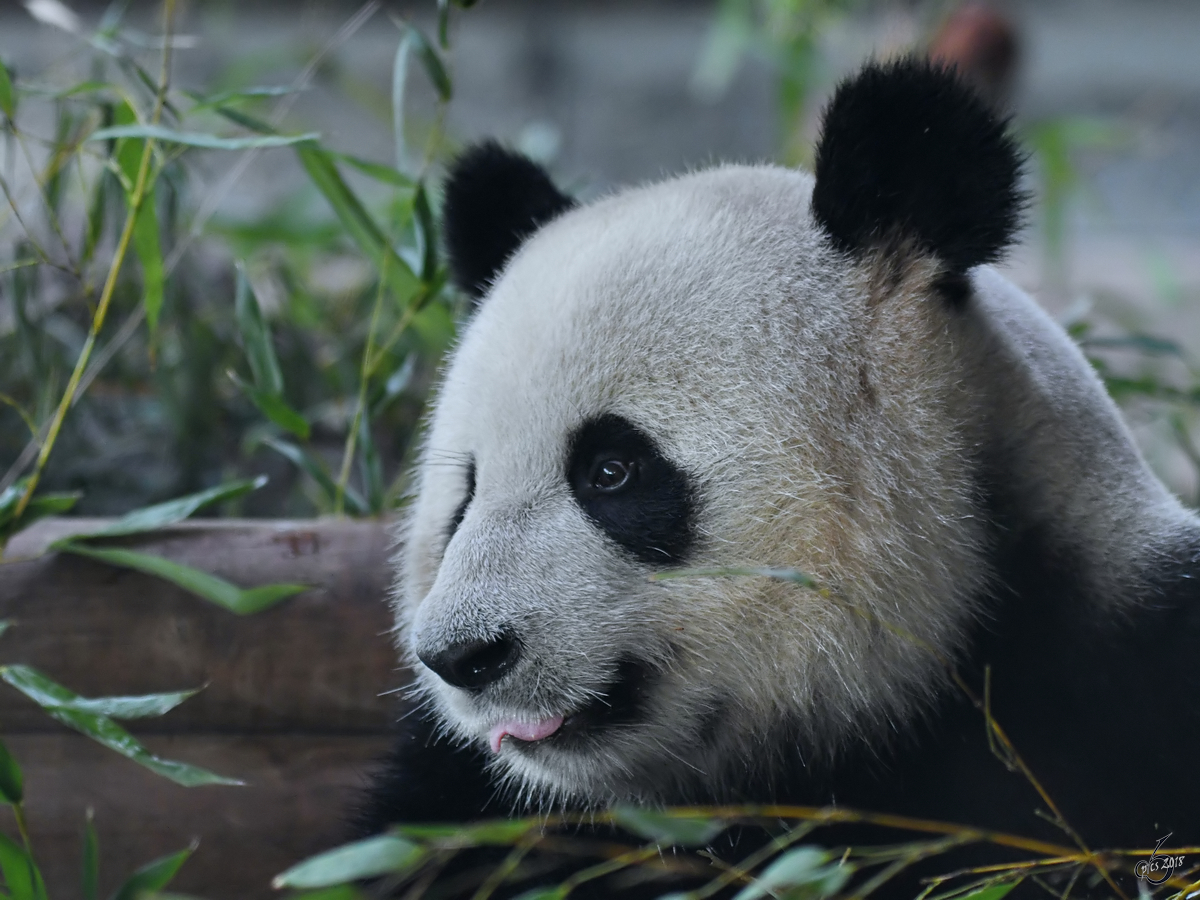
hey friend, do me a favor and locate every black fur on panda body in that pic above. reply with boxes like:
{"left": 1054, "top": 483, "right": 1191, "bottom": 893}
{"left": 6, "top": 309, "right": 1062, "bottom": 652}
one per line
{"left": 356, "top": 58, "right": 1200, "bottom": 895}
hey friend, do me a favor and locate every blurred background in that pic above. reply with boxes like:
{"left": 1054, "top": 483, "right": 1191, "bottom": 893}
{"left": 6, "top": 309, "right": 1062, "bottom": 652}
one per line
{"left": 3, "top": 0, "right": 1200, "bottom": 520}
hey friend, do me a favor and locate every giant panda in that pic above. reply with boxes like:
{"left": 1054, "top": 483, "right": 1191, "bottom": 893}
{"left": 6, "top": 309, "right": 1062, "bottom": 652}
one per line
{"left": 359, "top": 57, "right": 1200, "bottom": 891}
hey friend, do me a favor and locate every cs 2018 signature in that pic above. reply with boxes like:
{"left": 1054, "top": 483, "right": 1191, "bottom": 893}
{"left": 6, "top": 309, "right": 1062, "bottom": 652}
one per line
{"left": 1136, "top": 834, "right": 1186, "bottom": 886}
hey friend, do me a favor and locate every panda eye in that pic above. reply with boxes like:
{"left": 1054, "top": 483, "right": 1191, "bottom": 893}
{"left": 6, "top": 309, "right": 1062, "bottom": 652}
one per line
{"left": 590, "top": 458, "right": 636, "bottom": 492}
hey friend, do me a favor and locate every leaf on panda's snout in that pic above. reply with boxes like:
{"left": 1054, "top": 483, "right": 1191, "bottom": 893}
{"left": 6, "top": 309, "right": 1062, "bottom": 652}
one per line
{"left": 611, "top": 807, "right": 727, "bottom": 848}
{"left": 650, "top": 566, "right": 820, "bottom": 589}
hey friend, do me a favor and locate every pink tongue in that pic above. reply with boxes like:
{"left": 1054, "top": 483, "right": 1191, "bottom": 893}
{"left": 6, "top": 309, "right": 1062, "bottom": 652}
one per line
{"left": 488, "top": 715, "right": 565, "bottom": 753}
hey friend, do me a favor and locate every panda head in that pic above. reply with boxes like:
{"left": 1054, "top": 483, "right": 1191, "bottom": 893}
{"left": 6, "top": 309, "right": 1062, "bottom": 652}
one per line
{"left": 398, "top": 58, "right": 1024, "bottom": 806}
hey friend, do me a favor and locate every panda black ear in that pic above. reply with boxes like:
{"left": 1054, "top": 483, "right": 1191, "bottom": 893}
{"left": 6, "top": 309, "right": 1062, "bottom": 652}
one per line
{"left": 442, "top": 142, "right": 575, "bottom": 301}
{"left": 811, "top": 57, "right": 1025, "bottom": 275}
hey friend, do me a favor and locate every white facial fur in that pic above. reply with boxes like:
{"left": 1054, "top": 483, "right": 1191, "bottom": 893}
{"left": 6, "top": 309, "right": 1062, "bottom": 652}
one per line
{"left": 394, "top": 164, "right": 1008, "bottom": 807}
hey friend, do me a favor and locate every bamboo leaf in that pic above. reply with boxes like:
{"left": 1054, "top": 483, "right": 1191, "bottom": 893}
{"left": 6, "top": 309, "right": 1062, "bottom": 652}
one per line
{"left": 650, "top": 566, "right": 820, "bottom": 588}
{"left": 0, "top": 58, "right": 15, "bottom": 120}
{"left": 959, "top": 883, "right": 1021, "bottom": 900}
{"left": 0, "top": 832, "right": 47, "bottom": 900}
{"left": 412, "top": 182, "right": 437, "bottom": 282}
{"left": 58, "top": 476, "right": 266, "bottom": 542}
{"left": 395, "top": 820, "right": 536, "bottom": 845}
{"left": 287, "top": 887, "right": 368, "bottom": 900}
{"left": 54, "top": 544, "right": 307, "bottom": 615}
{"left": 109, "top": 102, "right": 164, "bottom": 336}
{"left": 234, "top": 268, "right": 285, "bottom": 396}
{"left": 0, "top": 667, "right": 240, "bottom": 788}
{"left": 391, "top": 28, "right": 411, "bottom": 171}
{"left": 406, "top": 25, "right": 451, "bottom": 102}
{"left": 230, "top": 373, "right": 309, "bottom": 441}
{"left": 0, "top": 666, "right": 197, "bottom": 719}
{"left": 186, "top": 85, "right": 299, "bottom": 112}
{"left": 358, "top": 410, "right": 383, "bottom": 514}
{"left": 611, "top": 807, "right": 726, "bottom": 848}
{"left": 0, "top": 479, "right": 82, "bottom": 542}
{"left": 731, "top": 847, "right": 849, "bottom": 900}
{"left": 261, "top": 437, "right": 368, "bottom": 515}
{"left": 82, "top": 811, "right": 98, "bottom": 900}
{"left": 132, "top": 177, "right": 164, "bottom": 335}
{"left": 0, "top": 739, "right": 23, "bottom": 805}
{"left": 330, "top": 152, "right": 414, "bottom": 189}
{"left": 89, "top": 124, "right": 320, "bottom": 149}
{"left": 294, "top": 142, "right": 422, "bottom": 308}
{"left": 272, "top": 835, "right": 424, "bottom": 890}
{"left": 109, "top": 846, "right": 195, "bottom": 900}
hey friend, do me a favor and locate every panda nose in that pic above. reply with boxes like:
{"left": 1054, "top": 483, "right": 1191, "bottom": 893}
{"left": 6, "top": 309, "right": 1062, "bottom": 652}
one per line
{"left": 418, "top": 635, "right": 521, "bottom": 690}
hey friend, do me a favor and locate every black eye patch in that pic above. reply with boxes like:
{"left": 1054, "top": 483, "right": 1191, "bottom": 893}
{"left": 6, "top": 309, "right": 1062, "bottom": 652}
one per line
{"left": 446, "top": 459, "right": 476, "bottom": 543}
{"left": 566, "top": 415, "right": 696, "bottom": 566}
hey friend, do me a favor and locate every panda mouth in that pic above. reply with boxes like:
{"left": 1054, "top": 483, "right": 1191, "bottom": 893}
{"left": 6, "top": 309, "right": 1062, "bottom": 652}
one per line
{"left": 501, "top": 659, "right": 657, "bottom": 751}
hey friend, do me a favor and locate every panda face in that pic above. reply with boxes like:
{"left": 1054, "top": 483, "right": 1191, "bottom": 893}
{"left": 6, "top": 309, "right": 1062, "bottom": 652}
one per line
{"left": 398, "top": 164, "right": 991, "bottom": 805}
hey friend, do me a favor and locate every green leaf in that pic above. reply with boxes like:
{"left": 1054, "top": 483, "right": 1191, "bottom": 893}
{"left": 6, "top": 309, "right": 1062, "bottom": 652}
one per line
{"left": 287, "top": 887, "right": 368, "bottom": 900}
{"left": 389, "top": 23, "right": 451, "bottom": 169}
{"left": 109, "top": 846, "right": 195, "bottom": 900}
{"left": 272, "top": 835, "right": 424, "bottom": 890}
{"left": 0, "top": 667, "right": 239, "bottom": 787}
{"left": 262, "top": 437, "right": 368, "bottom": 515}
{"left": 611, "top": 807, "right": 726, "bottom": 848}
{"left": 407, "top": 25, "right": 452, "bottom": 102}
{"left": 0, "top": 739, "right": 23, "bottom": 804}
{"left": 108, "top": 102, "right": 163, "bottom": 336}
{"left": 89, "top": 125, "right": 321, "bottom": 150}
{"left": 187, "top": 85, "right": 299, "bottom": 112}
{"left": 0, "top": 58, "right": 15, "bottom": 120}
{"left": 58, "top": 476, "right": 266, "bottom": 542}
{"left": 0, "top": 621, "right": 10, "bottom": 640}
{"left": 131, "top": 175, "right": 164, "bottom": 335}
{"left": 394, "top": 820, "right": 536, "bottom": 845}
{"left": 82, "top": 811, "right": 99, "bottom": 900}
{"left": 358, "top": 411, "right": 383, "bottom": 514}
{"left": 234, "top": 269, "right": 285, "bottom": 396}
{"left": 0, "top": 479, "right": 82, "bottom": 542}
{"left": 295, "top": 142, "right": 421, "bottom": 308}
{"left": 650, "top": 566, "right": 820, "bottom": 588}
{"left": 511, "top": 890, "right": 565, "bottom": 900}
{"left": 412, "top": 182, "right": 437, "bottom": 282}
{"left": 437, "top": 0, "right": 451, "bottom": 48}
{"left": 54, "top": 544, "right": 307, "bottom": 615}
{"left": 329, "top": 152, "right": 414, "bottom": 189}
{"left": 731, "top": 847, "right": 849, "bottom": 900}
{"left": 957, "top": 882, "right": 1021, "bottom": 900}
{"left": 0, "top": 665, "right": 198, "bottom": 719}
{"left": 0, "top": 832, "right": 47, "bottom": 900}
{"left": 230, "top": 373, "right": 309, "bottom": 441}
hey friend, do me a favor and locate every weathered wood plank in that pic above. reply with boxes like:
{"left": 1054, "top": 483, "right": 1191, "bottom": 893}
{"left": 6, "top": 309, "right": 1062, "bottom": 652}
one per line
{"left": 0, "top": 518, "right": 406, "bottom": 733}
{"left": 0, "top": 733, "right": 393, "bottom": 900}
